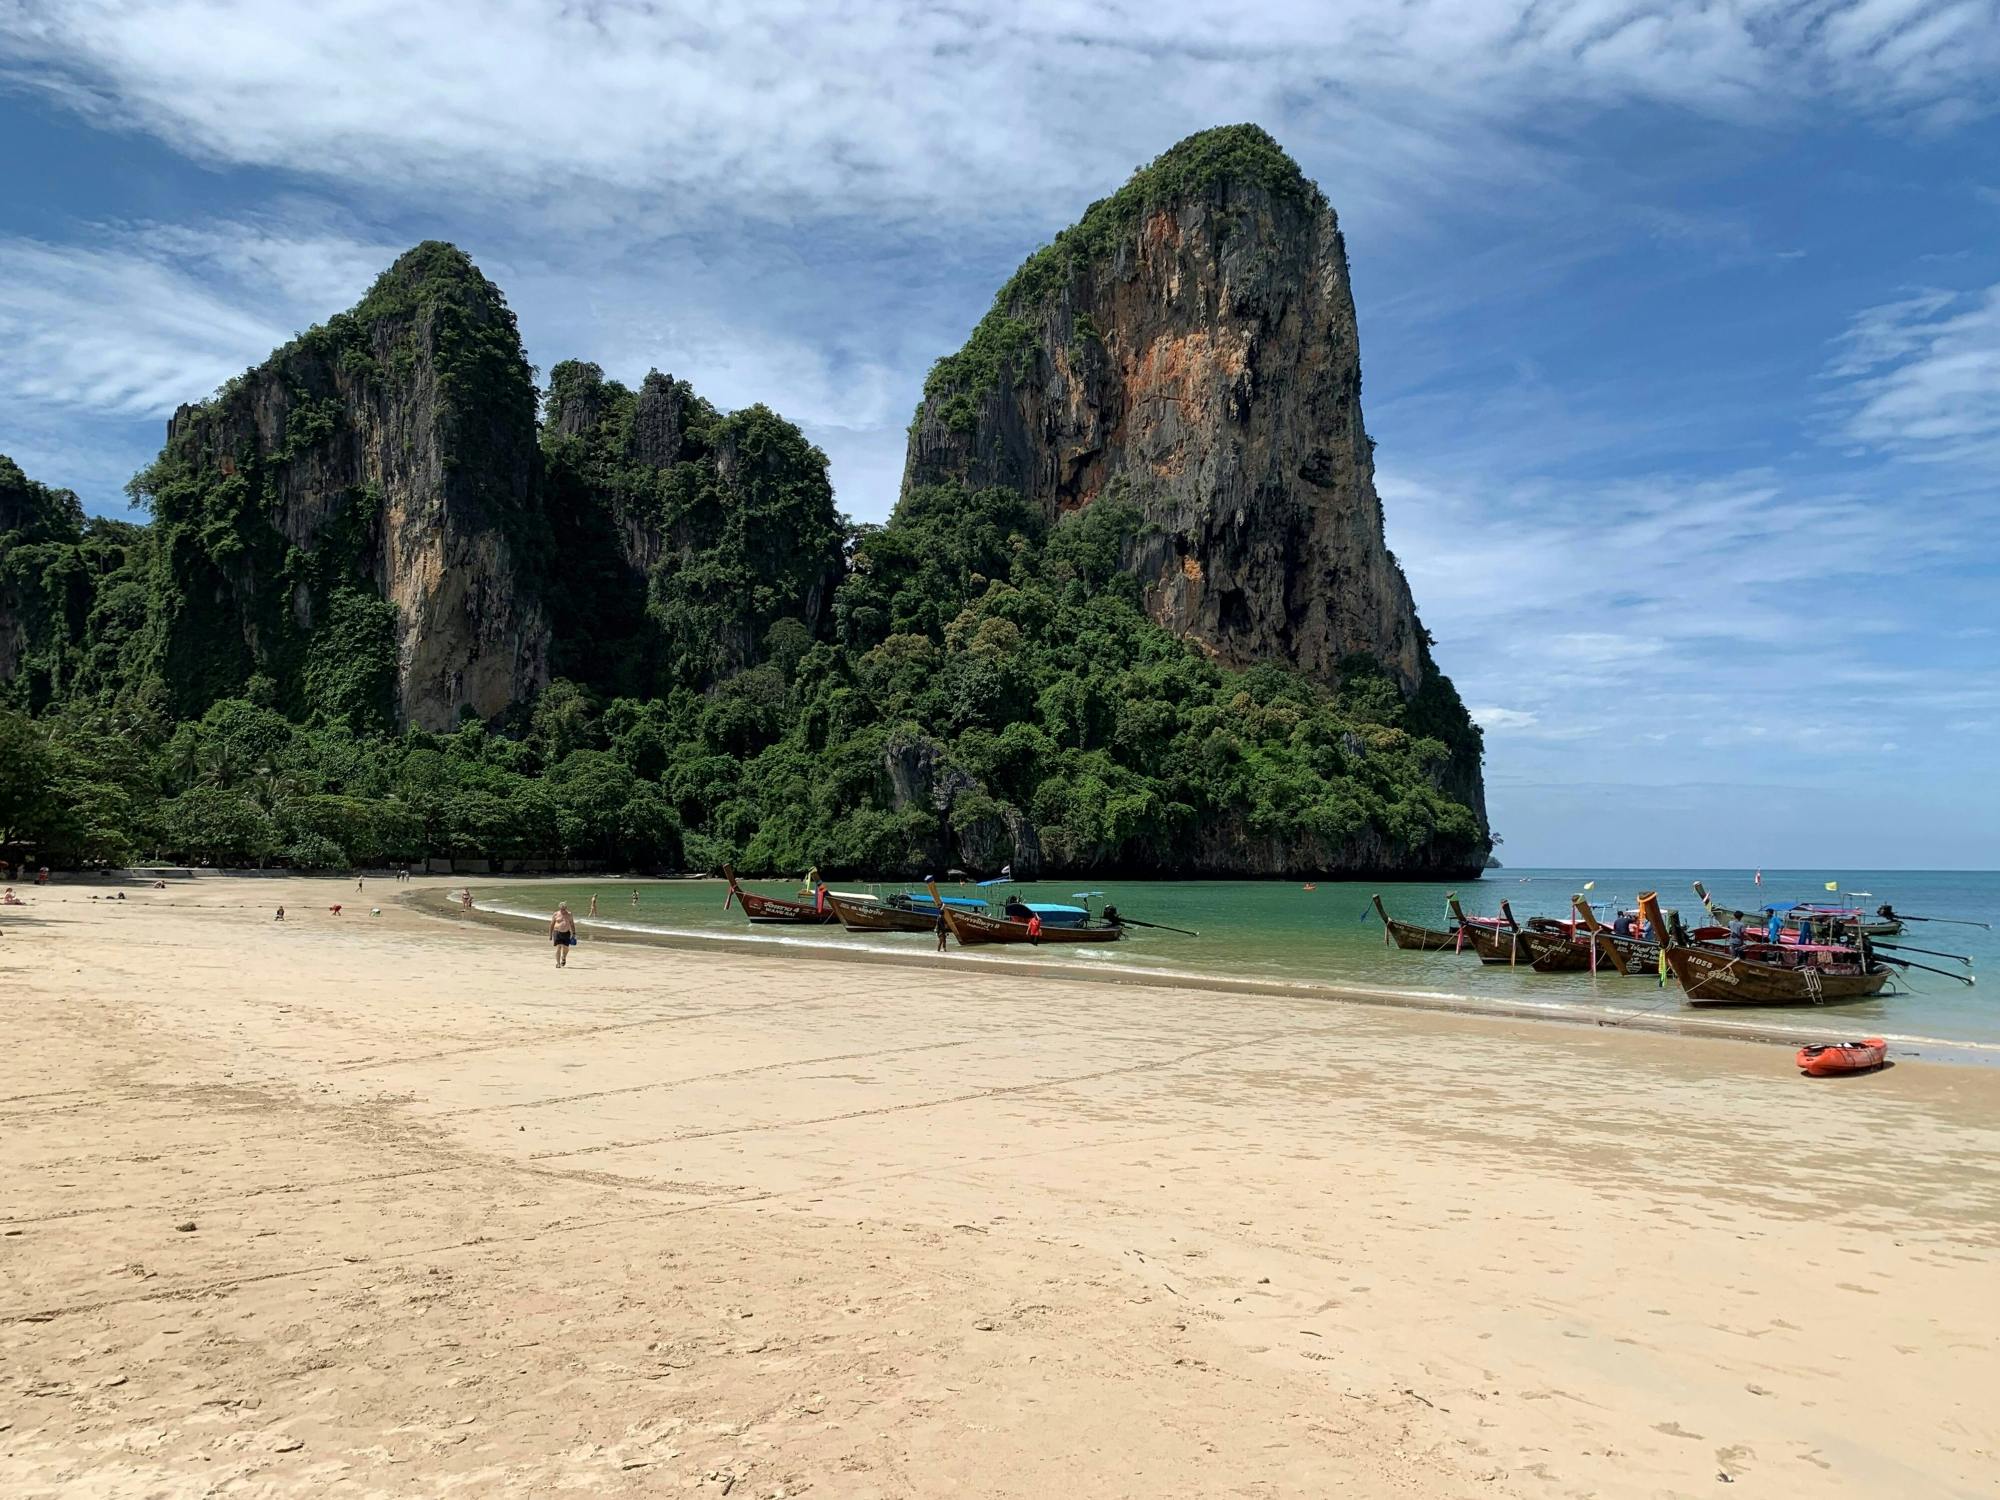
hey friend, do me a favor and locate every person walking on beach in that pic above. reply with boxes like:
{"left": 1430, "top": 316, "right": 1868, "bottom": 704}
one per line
{"left": 588, "top": 894, "right": 599, "bottom": 917}
{"left": 550, "top": 902, "right": 578, "bottom": 968}
{"left": 935, "top": 910, "right": 949, "bottom": 952}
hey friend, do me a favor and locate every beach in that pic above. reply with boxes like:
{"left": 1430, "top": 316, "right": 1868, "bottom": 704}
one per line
{"left": 4, "top": 876, "right": 1997, "bottom": 1498}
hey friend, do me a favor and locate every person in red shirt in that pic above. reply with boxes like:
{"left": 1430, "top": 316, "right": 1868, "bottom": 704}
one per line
{"left": 1026, "top": 913, "right": 1043, "bottom": 942}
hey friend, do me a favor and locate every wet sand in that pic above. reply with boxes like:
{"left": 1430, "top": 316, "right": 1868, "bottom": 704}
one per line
{"left": 4, "top": 874, "right": 1997, "bottom": 1497}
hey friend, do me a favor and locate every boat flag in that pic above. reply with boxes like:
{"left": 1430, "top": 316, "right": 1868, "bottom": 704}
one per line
{"left": 1582, "top": 880, "right": 1595, "bottom": 891}
{"left": 1825, "top": 881, "right": 1839, "bottom": 892}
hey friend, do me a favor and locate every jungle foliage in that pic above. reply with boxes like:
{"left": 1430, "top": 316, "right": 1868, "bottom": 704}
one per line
{"left": 0, "top": 230, "right": 1485, "bottom": 877}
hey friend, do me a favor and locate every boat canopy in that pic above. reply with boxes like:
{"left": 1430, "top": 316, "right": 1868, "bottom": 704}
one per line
{"left": 1023, "top": 903, "right": 1086, "bottom": 917}
{"left": 898, "top": 892, "right": 986, "bottom": 910}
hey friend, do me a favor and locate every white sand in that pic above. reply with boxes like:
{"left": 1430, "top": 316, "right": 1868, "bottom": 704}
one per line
{"left": 3, "top": 874, "right": 1996, "bottom": 1497}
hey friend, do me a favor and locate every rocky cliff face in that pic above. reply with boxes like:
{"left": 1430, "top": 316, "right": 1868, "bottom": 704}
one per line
{"left": 902, "top": 126, "right": 1486, "bottom": 865}
{"left": 907, "top": 125, "right": 1429, "bottom": 694}
{"left": 142, "top": 242, "right": 550, "bottom": 730}
{"left": 0, "top": 456, "right": 87, "bottom": 694}
{"left": 538, "top": 360, "right": 846, "bottom": 694}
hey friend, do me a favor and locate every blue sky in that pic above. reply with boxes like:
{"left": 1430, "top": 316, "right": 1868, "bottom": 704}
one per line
{"left": 2, "top": 1, "right": 1996, "bottom": 868}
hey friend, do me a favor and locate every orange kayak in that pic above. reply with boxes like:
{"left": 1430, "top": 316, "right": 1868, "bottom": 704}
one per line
{"left": 1795, "top": 1038, "right": 1887, "bottom": 1077}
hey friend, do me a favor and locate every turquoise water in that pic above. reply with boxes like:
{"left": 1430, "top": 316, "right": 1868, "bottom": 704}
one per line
{"left": 483, "top": 868, "right": 1998, "bottom": 1053}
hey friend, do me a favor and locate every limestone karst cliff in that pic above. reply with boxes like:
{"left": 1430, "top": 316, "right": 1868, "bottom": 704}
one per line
{"left": 907, "top": 125, "right": 1425, "bottom": 692}
{"left": 899, "top": 124, "right": 1487, "bottom": 864}
{"left": 134, "top": 242, "right": 551, "bottom": 731}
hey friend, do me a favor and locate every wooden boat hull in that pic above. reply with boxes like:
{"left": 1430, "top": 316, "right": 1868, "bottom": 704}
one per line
{"left": 1796, "top": 1037, "right": 1888, "bottom": 1075}
{"left": 823, "top": 892, "right": 936, "bottom": 932}
{"left": 1515, "top": 928, "right": 1596, "bottom": 972}
{"left": 1447, "top": 896, "right": 1526, "bottom": 965}
{"left": 940, "top": 905, "right": 1122, "bottom": 945}
{"left": 1665, "top": 946, "right": 1892, "bottom": 1006}
{"left": 1460, "top": 922, "right": 1528, "bottom": 965}
{"left": 1694, "top": 881, "right": 1901, "bottom": 938}
{"left": 724, "top": 866, "right": 838, "bottom": 925}
{"left": 1372, "top": 895, "right": 1461, "bottom": 953}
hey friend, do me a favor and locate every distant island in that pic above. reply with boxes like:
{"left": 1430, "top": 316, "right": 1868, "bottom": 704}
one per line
{"left": 0, "top": 126, "right": 1488, "bottom": 880}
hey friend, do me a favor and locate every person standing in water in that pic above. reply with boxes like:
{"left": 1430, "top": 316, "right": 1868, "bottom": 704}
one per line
{"left": 550, "top": 902, "right": 578, "bottom": 967}
{"left": 588, "top": 894, "right": 599, "bottom": 918}
{"left": 934, "top": 910, "right": 949, "bottom": 952}
{"left": 630, "top": 887, "right": 640, "bottom": 909}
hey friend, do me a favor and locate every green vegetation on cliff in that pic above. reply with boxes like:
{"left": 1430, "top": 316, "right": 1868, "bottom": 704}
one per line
{"left": 4, "top": 442, "right": 1482, "bottom": 876}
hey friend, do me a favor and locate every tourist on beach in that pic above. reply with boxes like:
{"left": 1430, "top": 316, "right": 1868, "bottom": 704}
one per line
{"left": 588, "top": 894, "right": 599, "bottom": 917}
{"left": 1026, "top": 912, "right": 1043, "bottom": 943}
{"left": 275, "top": 906, "right": 285, "bottom": 921}
{"left": 935, "top": 911, "right": 949, "bottom": 952}
{"left": 630, "top": 888, "right": 639, "bottom": 908}
{"left": 550, "top": 902, "right": 578, "bottom": 968}
{"left": 1, "top": 888, "right": 21, "bottom": 906}
{"left": 460, "top": 889, "right": 474, "bottom": 912}
{"left": 357, "top": 877, "right": 364, "bottom": 892}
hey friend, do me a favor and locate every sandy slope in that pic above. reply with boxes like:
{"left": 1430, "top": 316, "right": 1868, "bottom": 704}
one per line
{"left": 3, "top": 874, "right": 1996, "bottom": 1498}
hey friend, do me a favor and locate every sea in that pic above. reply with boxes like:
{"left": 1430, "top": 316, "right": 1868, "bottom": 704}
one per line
{"left": 482, "top": 868, "right": 1998, "bottom": 1060}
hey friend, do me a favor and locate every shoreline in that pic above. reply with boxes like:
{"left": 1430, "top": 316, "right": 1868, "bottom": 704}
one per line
{"left": 424, "top": 887, "right": 2000, "bottom": 1067}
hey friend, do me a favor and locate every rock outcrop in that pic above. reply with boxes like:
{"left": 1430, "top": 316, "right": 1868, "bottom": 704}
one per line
{"left": 538, "top": 360, "right": 846, "bottom": 692}
{"left": 142, "top": 242, "right": 550, "bottom": 730}
{"left": 906, "top": 125, "right": 1428, "bottom": 693}
{"left": 903, "top": 125, "right": 1487, "bottom": 863}
{"left": 0, "top": 455, "right": 87, "bottom": 694}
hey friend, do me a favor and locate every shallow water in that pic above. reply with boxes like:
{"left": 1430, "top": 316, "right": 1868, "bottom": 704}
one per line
{"left": 483, "top": 867, "right": 1998, "bottom": 1054}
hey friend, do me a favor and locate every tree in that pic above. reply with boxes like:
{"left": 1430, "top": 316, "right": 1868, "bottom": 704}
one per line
{"left": 0, "top": 709, "right": 58, "bottom": 861}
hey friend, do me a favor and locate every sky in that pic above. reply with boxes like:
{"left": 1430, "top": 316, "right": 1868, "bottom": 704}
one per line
{"left": 2, "top": 0, "right": 1997, "bottom": 869}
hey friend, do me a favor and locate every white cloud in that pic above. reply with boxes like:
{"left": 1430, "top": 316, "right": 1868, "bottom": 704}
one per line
{"left": 1827, "top": 283, "right": 2000, "bottom": 465}
{"left": 1470, "top": 706, "right": 1541, "bottom": 731}
{"left": 3, "top": 1, "right": 1996, "bottom": 233}
{"left": 0, "top": 221, "right": 399, "bottom": 420}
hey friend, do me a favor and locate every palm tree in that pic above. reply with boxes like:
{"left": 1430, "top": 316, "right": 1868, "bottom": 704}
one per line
{"left": 196, "top": 740, "right": 241, "bottom": 789}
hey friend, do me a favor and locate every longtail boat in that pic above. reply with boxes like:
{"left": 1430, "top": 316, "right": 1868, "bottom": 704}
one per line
{"left": 931, "top": 882, "right": 1122, "bottom": 945}
{"left": 1500, "top": 899, "right": 1572, "bottom": 937}
{"left": 722, "top": 865, "right": 839, "bottom": 925}
{"left": 1446, "top": 894, "right": 1527, "bottom": 965}
{"left": 823, "top": 891, "right": 922, "bottom": 932}
{"left": 1692, "top": 880, "right": 1901, "bottom": 939}
{"left": 1371, "top": 894, "right": 1460, "bottom": 952}
{"left": 825, "top": 890, "right": 987, "bottom": 933}
{"left": 1506, "top": 919, "right": 1623, "bottom": 973}
{"left": 1638, "top": 890, "right": 1893, "bottom": 1006}
{"left": 1572, "top": 895, "right": 1662, "bottom": 977}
